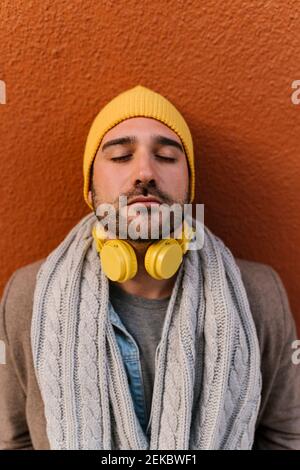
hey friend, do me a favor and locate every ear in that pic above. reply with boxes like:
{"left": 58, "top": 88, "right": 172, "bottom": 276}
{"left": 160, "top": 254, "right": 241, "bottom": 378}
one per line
{"left": 88, "top": 190, "right": 92, "bottom": 206}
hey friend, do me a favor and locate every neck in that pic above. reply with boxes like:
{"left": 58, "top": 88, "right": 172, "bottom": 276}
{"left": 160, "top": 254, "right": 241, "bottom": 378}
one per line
{"left": 110, "top": 241, "right": 177, "bottom": 300}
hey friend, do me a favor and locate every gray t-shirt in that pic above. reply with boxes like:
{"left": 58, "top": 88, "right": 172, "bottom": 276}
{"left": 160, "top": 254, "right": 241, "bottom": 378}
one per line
{"left": 109, "top": 281, "right": 170, "bottom": 423}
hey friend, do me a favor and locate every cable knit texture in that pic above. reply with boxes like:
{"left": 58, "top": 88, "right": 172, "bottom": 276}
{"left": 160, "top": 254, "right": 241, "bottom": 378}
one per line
{"left": 31, "top": 212, "right": 262, "bottom": 450}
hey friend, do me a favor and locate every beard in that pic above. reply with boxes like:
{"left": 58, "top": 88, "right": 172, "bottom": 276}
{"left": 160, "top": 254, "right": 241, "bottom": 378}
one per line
{"left": 91, "top": 181, "right": 189, "bottom": 244}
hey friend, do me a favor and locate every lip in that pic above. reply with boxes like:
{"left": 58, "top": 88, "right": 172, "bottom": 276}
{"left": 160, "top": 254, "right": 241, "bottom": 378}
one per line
{"left": 128, "top": 196, "right": 161, "bottom": 205}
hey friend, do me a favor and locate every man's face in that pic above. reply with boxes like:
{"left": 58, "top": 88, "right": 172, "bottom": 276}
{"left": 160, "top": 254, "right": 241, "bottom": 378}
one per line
{"left": 88, "top": 117, "right": 189, "bottom": 242}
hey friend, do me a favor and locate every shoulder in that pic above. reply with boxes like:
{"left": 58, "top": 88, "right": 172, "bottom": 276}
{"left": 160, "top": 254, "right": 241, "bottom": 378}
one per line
{"left": 0, "top": 258, "right": 46, "bottom": 343}
{"left": 234, "top": 257, "right": 296, "bottom": 354}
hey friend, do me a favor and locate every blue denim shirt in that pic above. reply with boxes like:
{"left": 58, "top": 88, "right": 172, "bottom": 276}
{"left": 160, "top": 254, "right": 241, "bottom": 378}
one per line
{"left": 108, "top": 301, "right": 154, "bottom": 436}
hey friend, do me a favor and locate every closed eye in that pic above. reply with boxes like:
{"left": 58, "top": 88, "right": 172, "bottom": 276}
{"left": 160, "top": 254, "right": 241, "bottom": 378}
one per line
{"left": 111, "top": 155, "right": 176, "bottom": 163}
{"left": 111, "top": 155, "right": 132, "bottom": 162}
{"left": 156, "top": 155, "right": 176, "bottom": 162}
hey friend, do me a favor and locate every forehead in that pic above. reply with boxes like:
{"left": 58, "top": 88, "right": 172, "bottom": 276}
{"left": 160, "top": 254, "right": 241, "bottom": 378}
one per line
{"left": 100, "top": 116, "right": 182, "bottom": 146}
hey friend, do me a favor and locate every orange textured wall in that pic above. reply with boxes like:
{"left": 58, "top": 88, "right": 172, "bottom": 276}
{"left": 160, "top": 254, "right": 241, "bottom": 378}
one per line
{"left": 0, "top": 1, "right": 299, "bottom": 333}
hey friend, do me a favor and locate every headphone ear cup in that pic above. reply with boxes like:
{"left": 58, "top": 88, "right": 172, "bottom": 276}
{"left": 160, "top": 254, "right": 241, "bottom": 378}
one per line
{"left": 144, "top": 239, "right": 183, "bottom": 280}
{"left": 92, "top": 223, "right": 138, "bottom": 282}
{"left": 100, "top": 239, "right": 138, "bottom": 282}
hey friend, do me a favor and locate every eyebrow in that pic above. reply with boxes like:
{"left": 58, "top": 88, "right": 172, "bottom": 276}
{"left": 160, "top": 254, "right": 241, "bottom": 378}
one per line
{"left": 101, "top": 134, "right": 184, "bottom": 154}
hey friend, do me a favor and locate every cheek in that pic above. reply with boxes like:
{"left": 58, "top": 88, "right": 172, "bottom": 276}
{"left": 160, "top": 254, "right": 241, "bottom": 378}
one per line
{"left": 166, "top": 164, "right": 189, "bottom": 195}
{"left": 93, "top": 163, "right": 125, "bottom": 199}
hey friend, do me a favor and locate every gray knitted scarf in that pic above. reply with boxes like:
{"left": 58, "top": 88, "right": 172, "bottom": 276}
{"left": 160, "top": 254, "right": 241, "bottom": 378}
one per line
{"left": 31, "top": 212, "right": 262, "bottom": 450}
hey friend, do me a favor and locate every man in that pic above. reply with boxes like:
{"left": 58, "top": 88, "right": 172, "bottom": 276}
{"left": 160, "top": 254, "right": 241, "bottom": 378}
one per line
{"left": 0, "top": 85, "right": 299, "bottom": 450}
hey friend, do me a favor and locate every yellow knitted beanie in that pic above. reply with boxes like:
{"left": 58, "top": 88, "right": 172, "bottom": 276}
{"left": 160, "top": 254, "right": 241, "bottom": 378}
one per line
{"left": 83, "top": 84, "right": 195, "bottom": 209}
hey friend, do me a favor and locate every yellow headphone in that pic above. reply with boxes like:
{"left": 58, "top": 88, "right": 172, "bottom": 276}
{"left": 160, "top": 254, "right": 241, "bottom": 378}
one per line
{"left": 92, "top": 220, "right": 195, "bottom": 282}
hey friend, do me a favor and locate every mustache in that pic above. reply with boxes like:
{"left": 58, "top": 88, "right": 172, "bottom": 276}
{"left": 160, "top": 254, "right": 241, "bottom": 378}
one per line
{"left": 116, "top": 184, "right": 174, "bottom": 205}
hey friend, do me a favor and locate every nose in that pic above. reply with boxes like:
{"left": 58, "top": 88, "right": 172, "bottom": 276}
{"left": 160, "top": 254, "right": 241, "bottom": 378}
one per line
{"left": 130, "top": 151, "right": 157, "bottom": 187}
